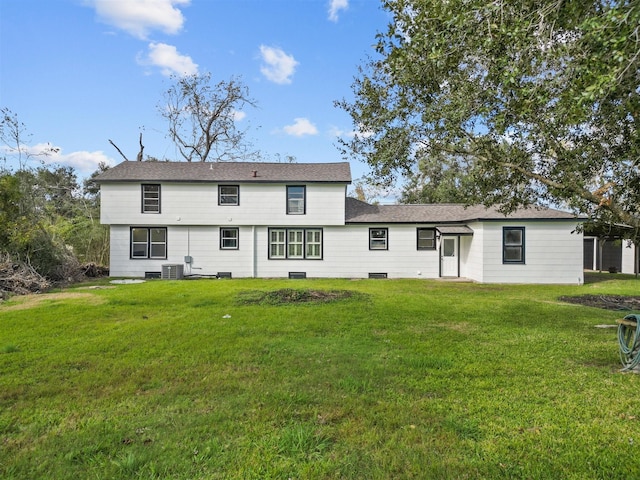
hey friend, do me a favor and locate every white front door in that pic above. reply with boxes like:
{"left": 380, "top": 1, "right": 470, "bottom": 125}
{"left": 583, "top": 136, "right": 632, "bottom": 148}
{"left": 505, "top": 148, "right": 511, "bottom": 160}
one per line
{"left": 441, "top": 236, "right": 458, "bottom": 277}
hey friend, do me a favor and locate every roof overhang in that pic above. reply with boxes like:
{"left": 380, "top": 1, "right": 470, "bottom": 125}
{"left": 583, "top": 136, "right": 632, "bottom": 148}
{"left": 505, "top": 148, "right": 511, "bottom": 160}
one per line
{"left": 436, "top": 225, "right": 474, "bottom": 236}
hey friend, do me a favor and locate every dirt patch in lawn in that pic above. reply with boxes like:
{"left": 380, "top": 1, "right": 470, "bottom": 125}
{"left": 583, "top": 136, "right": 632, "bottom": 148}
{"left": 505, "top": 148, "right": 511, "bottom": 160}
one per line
{"left": 236, "top": 288, "right": 368, "bottom": 306}
{"left": 559, "top": 295, "right": 640, "bottom": 312}
{"left": 0, "top": 292, "right": 107, "bottom": 311}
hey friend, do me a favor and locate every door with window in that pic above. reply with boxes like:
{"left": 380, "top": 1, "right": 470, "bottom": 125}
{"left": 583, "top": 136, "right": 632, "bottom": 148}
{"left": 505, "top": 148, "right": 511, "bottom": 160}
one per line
{"left": 440, "top": 236, "right": 458, "bottom": 277}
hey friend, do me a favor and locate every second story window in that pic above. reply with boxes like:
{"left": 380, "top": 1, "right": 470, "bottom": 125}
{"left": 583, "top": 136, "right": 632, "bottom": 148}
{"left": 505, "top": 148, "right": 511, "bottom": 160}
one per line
{"left": 287, "top": 186, "right": 305, "bottom": 215}
{"left": 219, "top": 185, "right": 239, "bottom": 205}
{"left": 142, "top": 184, "right": 160, "bottom": 213}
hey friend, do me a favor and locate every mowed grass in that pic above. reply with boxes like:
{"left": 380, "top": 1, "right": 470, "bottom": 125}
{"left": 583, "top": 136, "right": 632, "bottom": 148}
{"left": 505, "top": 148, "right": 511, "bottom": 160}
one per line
{"left": 1, "top": 275, "right": 640, "bottom": 479}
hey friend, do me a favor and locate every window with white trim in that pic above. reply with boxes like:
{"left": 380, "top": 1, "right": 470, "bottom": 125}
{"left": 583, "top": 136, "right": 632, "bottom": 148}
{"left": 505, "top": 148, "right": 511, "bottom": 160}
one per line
{"left": 220, "top": 227, "right": 239, "bottom": 249}
{"left": 286, "top": 186, "right": 305, "bottom": 214}
{"left": 503, "top": 227, "right": 525, "bottom": 264}
{"left": 268, "top": 228, "right": 323, "bottom": 259}
{"left": 417, "top": 228, "right": 436, "bottom": 250}
{"left": 142, "top": 184, "right": 160, "bottom": 213}
{"left": 218, "top": 185, "right": 239, "bottom": 205}
{"left": 305, "top": 229, "right": 322, "bottom": 259}
{"left": 288, "top": 230, "right": 304, "bottom": 258}
{"left": 369, "top": 228, "right": 388, "bottom": 250}
{"left": 270, "top": 229, "right": 286, "bottom": 259}
{"left": 131, "top": 227, "right": 167, "bottom": 259}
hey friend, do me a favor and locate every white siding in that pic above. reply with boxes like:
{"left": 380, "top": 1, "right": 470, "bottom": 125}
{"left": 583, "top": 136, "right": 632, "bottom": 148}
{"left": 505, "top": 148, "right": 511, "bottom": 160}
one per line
{"left": 459, "top": 229, "right": 484, "bottom": 282}
{"left": 473, "top": 221, "right": 583, "bottom": 284}
{"left": 109, "top": 221, "right": 583, "bottom": 283}
{"left": 101, "top": 182, "right": 347, "bottom": 227}
{"left": 103, "top": 181, "right": 583, "bottom": 283}
{"left": 621, "top": 241, "right": 637, "bottom": 274}
{"left": 110, "top": 225, "right": 258, "bottom": 278}
{"left": 253, "top": 225, "right": 440, "bottom": 279}
{"left": 109, "top": 224, "right": 442, "bottom": 279}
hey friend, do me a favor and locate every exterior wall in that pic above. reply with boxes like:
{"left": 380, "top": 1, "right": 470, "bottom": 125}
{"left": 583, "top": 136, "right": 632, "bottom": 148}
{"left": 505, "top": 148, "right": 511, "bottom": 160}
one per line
{"left": 621, "top": 241, "right": 637, "bottom": 275}
{"left": 108, "top": 224, "right": 442, "bottom": 279}
{"left": 252, "top": 225, "right": 441, "bottom": 279}
{"left": 109, "top": 225, "right": 257, "bottom": 277}
{"left": 459, "top": 223, "right": 484, "bottom": 282}
{"left": 103, "top": 180, "right": 583, "bottom": 283}
{"left": 100, "top": 182, "right": 347, "bottom": 227}
{"left": 472, "top": 221, "right": 583, "bottom": 284}
{"left": 109, "top": 221, "right": 583, "bottom": 283}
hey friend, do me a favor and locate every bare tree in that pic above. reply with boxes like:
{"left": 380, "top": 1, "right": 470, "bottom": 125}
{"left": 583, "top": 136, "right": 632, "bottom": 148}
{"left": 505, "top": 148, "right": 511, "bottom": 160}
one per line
{"left": 1, "top": 107, "right": 59, "bottom": 170}
{"left": 160, "top": 73, "right": 258, "bottom": 162}
{"left": 109, "top": 131, "right": 144, "bottom": 162}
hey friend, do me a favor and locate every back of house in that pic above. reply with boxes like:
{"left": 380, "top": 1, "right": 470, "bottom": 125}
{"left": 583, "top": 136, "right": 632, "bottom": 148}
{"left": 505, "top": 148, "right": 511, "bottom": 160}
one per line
{"left": 96, "top": 161, "right": 585, "bottom": 284}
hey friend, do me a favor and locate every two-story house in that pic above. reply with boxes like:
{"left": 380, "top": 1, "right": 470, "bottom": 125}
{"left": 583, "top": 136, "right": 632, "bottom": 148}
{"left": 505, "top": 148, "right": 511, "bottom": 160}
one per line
{"left": 96, "top": 161, "right": 585, "bottom": 284}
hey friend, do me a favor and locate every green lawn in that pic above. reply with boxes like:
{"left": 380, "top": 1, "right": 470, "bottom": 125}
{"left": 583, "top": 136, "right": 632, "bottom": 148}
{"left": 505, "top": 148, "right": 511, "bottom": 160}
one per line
{"left": 1, "top": 275, "right": 639, "bottom": 479}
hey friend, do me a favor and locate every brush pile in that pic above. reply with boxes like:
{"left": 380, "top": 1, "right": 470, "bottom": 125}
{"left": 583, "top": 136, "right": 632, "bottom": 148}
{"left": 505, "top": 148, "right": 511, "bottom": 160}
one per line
{"left": 0, "top": 254, "right": 51, "bottom": 300}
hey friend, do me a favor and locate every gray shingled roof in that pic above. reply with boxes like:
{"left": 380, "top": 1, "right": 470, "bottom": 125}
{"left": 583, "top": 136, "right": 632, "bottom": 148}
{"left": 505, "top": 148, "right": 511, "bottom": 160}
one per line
{"left": 94, "top": 161, "right": 352, "bottom": 183}
{"left": 345, "top": 197, "right": 580, "bottom": 223}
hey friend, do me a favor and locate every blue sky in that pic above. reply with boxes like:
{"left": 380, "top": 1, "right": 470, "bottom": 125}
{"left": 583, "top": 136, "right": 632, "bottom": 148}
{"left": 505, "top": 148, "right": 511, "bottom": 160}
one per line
{"left": 0, "top": 0, "right": 389, "bottom": 181}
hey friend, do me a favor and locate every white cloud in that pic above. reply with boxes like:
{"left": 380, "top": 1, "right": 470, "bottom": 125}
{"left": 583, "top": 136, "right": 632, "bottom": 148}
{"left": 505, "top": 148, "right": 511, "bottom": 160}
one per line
{"left": 89, "top": 0, "right": 190, "bottom": 39}
{"left": 330, "top": 124, "right": 373, "bottom": 140}
{"left": 20, "top": 143, "right": 116, "bottom": 174}
{"left": 139, "top": 42, "right": 198, "bottom": 77}
{"left": 329, "top": 125, "right": 346, "bottom": 138}
{"left": 328, "top": 0, "right": 348, "bottom": 22}
{"left": 283, "top": 118, "right": 318, "bottom": 137}
{"left": 259, "top": 45, "right": 298, "bottom": 85}
{"left": 352, "top": 124, "right": 375, "bottom": 139}
{"left": 232, "top": 110, "right": 247, "bottom": 122}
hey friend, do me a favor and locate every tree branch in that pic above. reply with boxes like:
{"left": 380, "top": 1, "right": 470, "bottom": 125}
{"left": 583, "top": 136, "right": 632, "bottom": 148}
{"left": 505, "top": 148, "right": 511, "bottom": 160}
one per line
{"left": 136, "top": 133, "right": 144, "bottom": 162}
{"left": 108, "top": 140, "right": 129, "bottom": 162}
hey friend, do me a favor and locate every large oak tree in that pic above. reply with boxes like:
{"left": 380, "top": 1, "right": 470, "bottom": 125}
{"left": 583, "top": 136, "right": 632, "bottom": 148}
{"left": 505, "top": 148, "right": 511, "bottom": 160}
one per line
{"left": 338, "top": 0, "right": 639, "bottom": 236}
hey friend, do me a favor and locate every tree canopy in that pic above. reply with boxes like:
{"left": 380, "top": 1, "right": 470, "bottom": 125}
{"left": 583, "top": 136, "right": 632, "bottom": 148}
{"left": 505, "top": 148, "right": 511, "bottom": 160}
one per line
{"left": 338, "top": 0, "right": 639, "bottom": 236}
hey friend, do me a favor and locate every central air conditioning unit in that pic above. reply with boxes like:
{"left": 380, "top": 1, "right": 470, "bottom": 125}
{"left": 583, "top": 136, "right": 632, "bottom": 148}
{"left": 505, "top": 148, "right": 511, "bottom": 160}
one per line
{"left": 161, "top": 264, "right": 184, "bottom": 280}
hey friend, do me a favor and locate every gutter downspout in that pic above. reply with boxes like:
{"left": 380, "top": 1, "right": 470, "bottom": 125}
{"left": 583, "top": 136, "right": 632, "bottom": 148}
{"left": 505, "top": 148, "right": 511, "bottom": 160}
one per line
{"left": 252, "top": 225, "right": 257, "bottom": 278}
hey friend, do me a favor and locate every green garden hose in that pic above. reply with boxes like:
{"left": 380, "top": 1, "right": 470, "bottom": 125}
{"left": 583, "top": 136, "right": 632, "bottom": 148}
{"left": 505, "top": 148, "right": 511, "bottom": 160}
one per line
{"left": 618, "top": 314, "right": 640, "bottom": 372}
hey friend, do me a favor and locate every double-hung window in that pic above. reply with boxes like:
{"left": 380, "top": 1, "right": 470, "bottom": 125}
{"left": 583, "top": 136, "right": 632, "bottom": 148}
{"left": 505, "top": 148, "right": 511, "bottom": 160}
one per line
{"left": 269, "top": 228, "right": 322, "bottom": 259}
{"left": 220, "top": 228, "right": 239, "bottom": 249}
{"left": 270, "top": 229, "right": 287, "bottom": 259}
{"left": 417, "top": 228, "right": 436, "bottom": 250}
{"left": 219, "top": 185, "right": 239, "bottom": 205}
{"left": 142, "top": 184, "right": 160, "bottom": 213}
{"left": 288, "top": 230, "right": 304, "bottom": 258}
{"left": 131, "top": 227, "right": 167, "bottom": 259}
{"left": 369, "top": 228, "right": 388, "bottom": 250}
{"left": 286, "top": 186, "right": 305, "bottom": 215}
{"left": 305, "top": 229, "right": 322, "bottom": 259}
{"left": 503, "top": 227, "right": 525, "bottom": 264}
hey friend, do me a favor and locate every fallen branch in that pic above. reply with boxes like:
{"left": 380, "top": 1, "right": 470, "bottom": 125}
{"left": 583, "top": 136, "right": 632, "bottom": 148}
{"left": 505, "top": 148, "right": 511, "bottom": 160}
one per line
{"left": 0, "top": 254, "right": 51, "bottom": 299}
